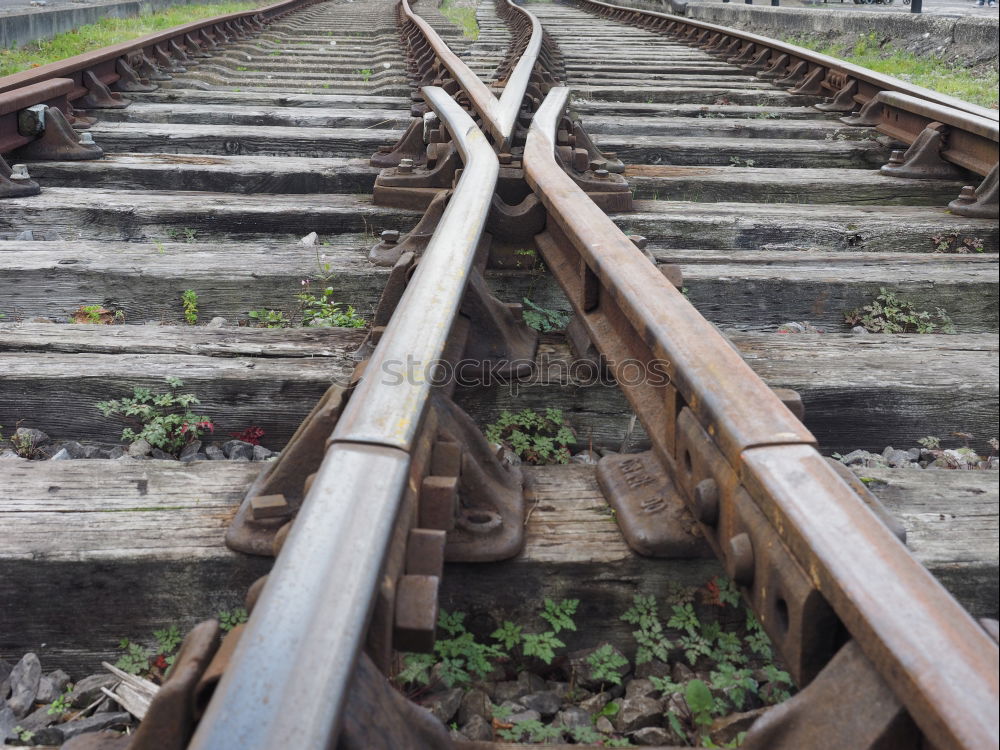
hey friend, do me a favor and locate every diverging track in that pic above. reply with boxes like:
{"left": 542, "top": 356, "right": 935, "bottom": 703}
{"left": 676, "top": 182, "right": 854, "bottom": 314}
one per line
{"left": 0, "top": 0, "right": 997, "bottom": 748}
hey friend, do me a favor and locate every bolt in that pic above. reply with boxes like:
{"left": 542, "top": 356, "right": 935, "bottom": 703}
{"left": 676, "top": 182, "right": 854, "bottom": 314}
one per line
{"left": 381, "top": 229, "right": 400, "bottom": 244}
{"left": 727, "top": 532, "right": 755, "bottom": 587}
{"left": 594, "top": 169, "right": 610, "bottom": 179}
{"left": 955, "top": 185, "right": 977, "bottom": 204}
{"left": 78, "top": 131, "right": 96, "bottom": 146}
{"left": 498, "top": 152, "right": 512, "bottom": 165}
{"left": 692, "top": 478, "right": 719, "bottom": 525}
{"left": 887, "top": 149, "right": 905, "bottom": 166}
{"left": 9, "top": 164, "right": 30, "bottom": 181}
{"left": 398, "top": 157, "right": 414, "bottom": 174}
{"left": 589, "top": 158, "right": 607, "bottom": 171}
{"left": 603, "top": 151, "right": 618, "bottom": 161}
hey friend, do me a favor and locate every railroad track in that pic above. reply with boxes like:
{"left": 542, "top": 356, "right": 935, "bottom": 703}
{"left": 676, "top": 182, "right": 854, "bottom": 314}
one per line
{"left": 0, "top": 0, "right": 997, "bottom": 748}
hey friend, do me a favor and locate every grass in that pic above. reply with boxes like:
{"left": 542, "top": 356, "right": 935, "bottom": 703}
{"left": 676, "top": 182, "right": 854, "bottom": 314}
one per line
{"left": 439, "top": 0, "right": 480, "bottom": 41}
{"left": 784, "top": 32, "right": 999, "bottom": 110}
{"left": 1, "top": 2, "right": 263, "bottom": 77}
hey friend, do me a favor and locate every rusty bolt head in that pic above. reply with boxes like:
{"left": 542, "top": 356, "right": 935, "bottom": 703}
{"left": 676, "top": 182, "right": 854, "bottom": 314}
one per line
{"left": 956, "top": 185, "right": 977, "bottom": 203}
{"left": 726, "top": 532, "right": 755, "bottom": 587}
{"left": 381, "top": 229, "right": 400, "bottom": 244}
{"left": 693, "top": 478, "right": 719, "bottom": 526}
{"left": 887, "top": 149, "right": 906, "bottom": 165}
{"left": 9, "top": 164, "right": 30, "bottom": 181}
{"left": 603, "top": 152, "right": 617, "bottom": 161}
{"left": 594, "top": 169, "right": 610, "bottom": 179}
{"left": 589, "top": 158, "right": 607, "bottom": 171}
{"left": 397, "top": 158, "right": 414, "bottom": 174}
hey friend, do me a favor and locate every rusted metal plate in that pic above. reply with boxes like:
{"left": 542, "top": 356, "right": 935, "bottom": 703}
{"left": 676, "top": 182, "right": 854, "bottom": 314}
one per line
{"left": 595, "top": 450, "right": 713, "bottom": 558}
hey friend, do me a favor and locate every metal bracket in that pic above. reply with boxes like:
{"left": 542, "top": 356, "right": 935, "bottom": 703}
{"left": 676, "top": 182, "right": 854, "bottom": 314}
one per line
{"left": 79, "top": 70, "right": 131, "bottom": 109}
{"left": 373, "top": 140, "right": 460, "bottom": 210}
{"left": 9, "top": 106, "right": 103, "bottom": 161}
{"left": 113, "top": 58, "right": 158, "bottom": 93}
{"left": 596, "top": 450, "right": 715, "bottom": 558}
{"left": 742, "top": 640, "right": 919, "bottom": 750}
{"left": 879, "top": 122, "right": 966, "bottom": 179}
{"left": 371, "top": 116, "right": 427, "bottom": 168}
{"left": 787, "top": 65, "right": 826, "bottom": 96}
{"left": 225, "top": 385, "right": 349, "bottom": 556}
{"left": 815, "top": 79, "right": 858, "bottom": 113}
{"left": 948, "top": 163, "right": 999, "bottom": 219}
{"left": 368, "top": 188, "right": 451, "bottom": 265}
{"left": 0, "top": 155, "right": 40, "bottom": 199}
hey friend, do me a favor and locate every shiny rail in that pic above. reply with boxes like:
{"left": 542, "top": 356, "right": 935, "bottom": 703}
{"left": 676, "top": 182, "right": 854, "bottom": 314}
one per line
{"left": 523, "top": 85, "right": 998, "bottom": 750}
{"left": 188, "top": 88, "right": 499, "bottom": 750}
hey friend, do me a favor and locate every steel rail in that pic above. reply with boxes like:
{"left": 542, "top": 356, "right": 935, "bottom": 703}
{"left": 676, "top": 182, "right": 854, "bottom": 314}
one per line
{"left": 858, "top": 89, "right": 998, "bottom": 176}
{"left": 571, "top": 0, "right": 998, "bottom": 122}
{"left": 0, "top": 0, "right": 320, "bottom": 115}
{"left": 523, "top": 86, "right": 999, "bottom": 750}
{"left": 400, "top": 0, "right": 543, "bottom": 148}
{"left": 188, "top": 88, "right": 498, "bottom": 750}
{"left": 495, "top": 0, "right": 543, "bottom": 144}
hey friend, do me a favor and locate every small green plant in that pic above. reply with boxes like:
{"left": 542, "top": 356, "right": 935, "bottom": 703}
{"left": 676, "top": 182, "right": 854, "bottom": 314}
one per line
{"left": 521, "top": 298, "right": 569, "bottom": 333}
{"left": 96, "top": 376, "right": 214, "bottom": 455}
{"left": 621, "top": 594, "right": 673, "bottom": 665}
{"left": 219, "top": 607, "right": 249, "bottom": 632}
{"left": 439, "top": 0, "right": 480, "bottom": 39}
{"left": 46, "top": 686, "right": 73, "bottom": 716}
{"left": 356, "top": 67, "right": 374, "bottom": 82}
{"left": 931, "top": 233, "right": 985, "bottom": 254}
{"left": 497, "top": 718, "right": 564, "bottom": 743}
{"left": 4, "top": 420, "right": 47, "bottom": 459}
{"left": 115, "top": 639, "right": 154, "bottom": 676}
{"left": 165, "top": 227, "right": 198, "bottom": 243}
{"left": 71, "top": 304, "right": 123, "bottom": 324}
{"left": 684, "top": 679, "right": 715, "bottom": 729}
{"left": 845, "top": 288, "right": 955, "bottom": 334}
{"left": 918, "top": 435, "right": 941, "bottom": 450}
{"left": 13, "top": 727, "right": 34, "bottom": 743}
{"left": 181, "top": 289, "right": 199, "bottom": 325}
{"left": 587, "top": 643, "right": 629, "bottom": 686}
{"left": 296, "top": 284, "right": 365, "bottom": 328}
{"left": 484, "top": 408, "right": 576, "bottom": 465}
{"left": 248, "top": 308, "right": 290, "bottom": 328}
{"left": 729, "top": 156, "right": 756, "bottom": 168}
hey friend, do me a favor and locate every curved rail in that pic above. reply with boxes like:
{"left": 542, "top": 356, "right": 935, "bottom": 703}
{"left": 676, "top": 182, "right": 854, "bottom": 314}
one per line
{"left": 188, "top": 88, "right": 499, "bottom": 750}
{"left": 399, "top": 0, "right": 544, "bottom": 148}
{"left": 523, "top": 86, "right": 998, "bottom": 750}
{"left": 571, "top": 0, "right": 998, "bottom": 122}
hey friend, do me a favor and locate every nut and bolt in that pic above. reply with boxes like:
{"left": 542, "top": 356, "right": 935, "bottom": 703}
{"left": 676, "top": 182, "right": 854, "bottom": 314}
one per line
{"left": 955, "top": 185, "right": 977, "bottom": 203}
{"left": 397, "top": 158, "right": 414, "bottom": 174}
{"left": 604, "top": 152, "right": 617, "bottom": 161}
{"left": 381, "top": 229, "right": 400, "bottom": 245}
{"left": 498, "top": 152, "right": 513, "bottom": 165}
{"left": 9, "top": 164, "right": 31, "bottom": 181}
{"left": 594, "top": 169, "right": 610, "bottom": 180}
{"left": 887, "top": 149, "right": 906, "bottom": 166}
{"left": 78, "top": 132, "right": 96, "bottom": 146}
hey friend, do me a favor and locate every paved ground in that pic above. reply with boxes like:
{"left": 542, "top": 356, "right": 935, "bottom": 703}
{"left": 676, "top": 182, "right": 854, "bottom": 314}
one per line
{"left": 0, "top": 0, "right": 137, "bottom": 17}
{"left": 799, "top": 0, "right": 999, "bottom": 16}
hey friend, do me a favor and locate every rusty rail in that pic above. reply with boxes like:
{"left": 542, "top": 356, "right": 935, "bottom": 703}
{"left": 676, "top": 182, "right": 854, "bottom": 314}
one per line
{"left": 569, "top": 0, "right": 998, "bottom": 218}
{"left": 188, "top": 88, "right": 499, "bottom": 750}
{"left": 571, "top": 0, "right": 997, "bottom": 121}
{"left": 0, "top": 0, "right": 321, "bottom": 161}
{"left": 523, "top": 85, "right": 998, "bottom": 750}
